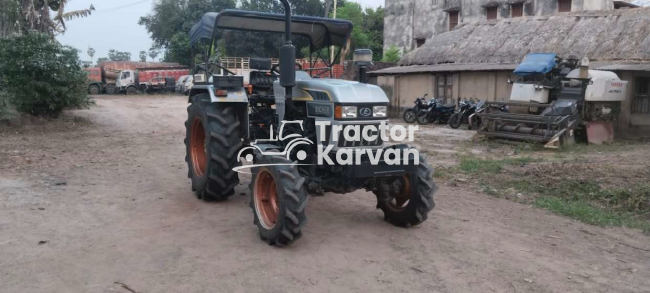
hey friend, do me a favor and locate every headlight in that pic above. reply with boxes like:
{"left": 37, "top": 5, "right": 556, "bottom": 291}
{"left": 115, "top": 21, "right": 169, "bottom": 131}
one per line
{"left": 341, "top": 106, "right": 357, "bottom": 118}
{"left": 373, "top": 106, "right": 387, "bottom": 117}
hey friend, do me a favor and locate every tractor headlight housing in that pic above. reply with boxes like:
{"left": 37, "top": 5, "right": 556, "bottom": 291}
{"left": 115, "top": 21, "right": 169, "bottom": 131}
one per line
{"left": 339, "top": 106, "right": 357, "bottom": 119}
{"left": 373, "top": 106, "right": 387, "bottom": 117}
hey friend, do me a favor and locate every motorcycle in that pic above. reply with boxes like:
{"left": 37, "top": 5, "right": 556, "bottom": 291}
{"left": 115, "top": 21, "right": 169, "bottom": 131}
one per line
{"left": 448, "top": 99, "right": 482, "bottom": 130}
{"left": 416, "top": 99, "right": 455, "bottom": 125}
{"left": 402, "top": 94, "right": 430, "bottom": 123}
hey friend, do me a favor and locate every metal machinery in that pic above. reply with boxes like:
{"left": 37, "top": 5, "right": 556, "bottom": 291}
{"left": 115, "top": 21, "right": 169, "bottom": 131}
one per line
{"left": 184, "top": 2, "right": 437, "bottom": 246}
{"left": 477, "top": 53, "right": 628, "bottom": 148}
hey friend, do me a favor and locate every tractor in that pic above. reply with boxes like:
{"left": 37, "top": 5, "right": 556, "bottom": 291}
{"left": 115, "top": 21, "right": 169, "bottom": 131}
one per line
{"left": 184, "top": 1, "right": 437, "bottom": 246}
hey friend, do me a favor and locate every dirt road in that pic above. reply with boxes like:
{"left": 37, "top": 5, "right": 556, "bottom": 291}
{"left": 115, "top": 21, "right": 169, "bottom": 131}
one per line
{"left": 1, "top": 95, "right": 648, "bottom": 293}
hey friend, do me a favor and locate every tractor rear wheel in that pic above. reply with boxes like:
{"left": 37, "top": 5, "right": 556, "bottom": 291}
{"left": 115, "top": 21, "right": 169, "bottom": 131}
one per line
{"left": 184, "top": 94, "right": 241, "bottom": 201}
{"left": 374, "top": 154, "right": 437, "bottom": 227}
{"left": 250, "top": 155, "right": 308, "bottom": 246}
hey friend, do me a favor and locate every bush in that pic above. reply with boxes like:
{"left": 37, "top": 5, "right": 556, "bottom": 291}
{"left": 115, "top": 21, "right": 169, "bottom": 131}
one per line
{"left": 0, "top": 33, "right": 92, "bottom": 117}
{"left": 382, "top": 46, "right": 402, "bottom": 62}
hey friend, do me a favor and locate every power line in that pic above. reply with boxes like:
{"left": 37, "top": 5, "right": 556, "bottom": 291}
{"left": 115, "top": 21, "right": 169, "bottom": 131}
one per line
{"left": 95, "top": 0, "right": 152, "bottom": 13}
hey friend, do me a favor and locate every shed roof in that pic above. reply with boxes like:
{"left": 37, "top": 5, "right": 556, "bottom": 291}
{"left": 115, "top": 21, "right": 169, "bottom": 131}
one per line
{"left": 397, "top": 7, "right": 650, "bottom": 67}
{"left": 369, "top": 63, "right": 517, "bottom": 75}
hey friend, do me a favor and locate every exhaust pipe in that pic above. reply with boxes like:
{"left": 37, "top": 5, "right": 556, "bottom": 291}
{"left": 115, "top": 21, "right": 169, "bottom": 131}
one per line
{"left": 277, "top": 0, "right": 297, "bottom": 121}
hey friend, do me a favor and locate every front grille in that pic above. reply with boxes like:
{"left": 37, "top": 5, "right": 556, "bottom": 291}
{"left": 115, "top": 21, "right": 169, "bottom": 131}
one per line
{"left": 337, "top": 124, "right": 383, "bottom": 147}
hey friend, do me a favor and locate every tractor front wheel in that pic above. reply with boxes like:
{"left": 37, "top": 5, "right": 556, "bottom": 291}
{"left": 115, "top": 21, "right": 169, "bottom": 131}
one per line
{"left": 374, "top": 154, "right": 437, "bottom": 227}
{"left": 250, "top": 155, "right": 308, "bottom": 246}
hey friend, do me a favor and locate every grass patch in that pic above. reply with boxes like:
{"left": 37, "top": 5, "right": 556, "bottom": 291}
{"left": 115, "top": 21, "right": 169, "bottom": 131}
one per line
{"left": 458, "top": 153, "right": 650, "bottom": 232}
{"left": 561, "top": 141, "right": 638, "bottom": 153}
{"left": 535, "top": 196, "right": 650, "bottom": 231}
{"left": 459, "top": 156, "right": 538, "bottom": 174}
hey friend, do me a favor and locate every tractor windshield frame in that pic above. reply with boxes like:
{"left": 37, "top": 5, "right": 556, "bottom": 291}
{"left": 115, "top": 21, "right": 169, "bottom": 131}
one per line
{"left": 189, "top": 9, "right": 353, "bottom": 78}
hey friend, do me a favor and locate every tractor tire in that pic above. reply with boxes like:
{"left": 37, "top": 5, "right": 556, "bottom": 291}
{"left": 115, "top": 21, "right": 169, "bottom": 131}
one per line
{"left": 88, "top": 85, "right": 100, "bottom": 95}
{"left": 250, "top": 154, "right": 308, "bottom": 246}
{"left": 374, "top": 154, "right": 437, "bottom": 227}
{"left": 402, "top": 109, "right": 416, "bottom": 123}
{"left": 184, "top": 94, "right": 241, "bottom": 201}
{"left": 448, "top": 113, "right": 462, "bottom": 129}
{"left": 126, "top": 86, "right": 138, "bottom": 95}
{"left": 416, "top": 112, "right": 430, "bottom": 125}
{"left": 105, "top": 84, "right": 117, "bottom": 95}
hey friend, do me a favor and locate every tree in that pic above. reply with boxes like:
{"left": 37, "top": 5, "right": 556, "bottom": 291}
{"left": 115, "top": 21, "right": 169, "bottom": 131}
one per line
{"left": 148, "top": 46, "right": 160, "bottom": 61}
{"left": 19, "top": 0, "right": 95, "bottom": 34}
{"left": 0, "top": 0, "right": 21, "bottom": 38}
{"left": 0, "top": 32, "right": 92, "bottom": 116}
{"left": 96, "top": 57, "right": 108, "bottom": 64}
{"left": 139, "top": 50, "right": 147, "bottom": 62}
{"left": 363, "top": 6, "right": 384, "bottom": 61}
{"left": 87, "top": 46, "right": 95, "bottom": 65}
{"left": 108, "top": 49, "right": 131, "bottom": 61}
{"left": 382, "top": 45, "right": 401, "bottom": 62}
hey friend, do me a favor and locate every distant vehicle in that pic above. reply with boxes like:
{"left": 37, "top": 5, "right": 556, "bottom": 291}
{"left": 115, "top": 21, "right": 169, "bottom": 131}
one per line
{"left": 402, "top": 93, "right": 430, "bottom": 123}
{"left": 182, "top": 75, "right": 193, "bottom": 94}
{"left": 115, "top": 66, "right": 189, "bottom": 95}
{"left": 176, "top": 75, "right": 191, "bottom": 93}
{"left": 147, "top": 77, "right": 176, "bottom": 94}
{"left": 84, "top": 61, "right": 186, "bottom": 95}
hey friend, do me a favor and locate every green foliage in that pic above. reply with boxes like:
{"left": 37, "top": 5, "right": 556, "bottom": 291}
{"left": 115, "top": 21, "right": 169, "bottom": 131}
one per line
{"left": 0, "top": 0, "right": 21, "bottom": 37}
{"left": 138, "top": 0, "right": 385, "bottom": 62}
{"left": 108, "top": 49, "right": 131, "bottom": 61}
{"left": 96, "top": 57, "right": 108, "bottom": 64}
{"left": 535, "top": 196, "right": 650, "bottom": 232}
{"left": 459, "top": 156, "right": 537, "bottom": 174}
{"left": 148, "top": 46, "right": 161, "bottom": 61}
{"left": 382, "top": 45, "right": 402, "bottom": 62}
{"left": 139, "top": 0, "right": 237, "bottom": 64}
{"left": 139, "top": 51, "right": 147, "bottom": 62}
{"left": 0, "top": 33, "right": 92, "bottom": 116}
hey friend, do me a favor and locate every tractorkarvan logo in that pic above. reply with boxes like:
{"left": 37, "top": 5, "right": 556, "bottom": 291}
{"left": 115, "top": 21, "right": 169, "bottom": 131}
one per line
{"left": 234, "top": 120, "right": 419, "bottom": 172}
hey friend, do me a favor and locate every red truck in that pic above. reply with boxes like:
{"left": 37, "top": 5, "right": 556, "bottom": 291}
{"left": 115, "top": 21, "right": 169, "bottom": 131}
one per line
{"left": 84, "top": 61, "right": 188, "bottom": 95}
{"left": 115, "top": 66, "right": 190, "bottom": 95}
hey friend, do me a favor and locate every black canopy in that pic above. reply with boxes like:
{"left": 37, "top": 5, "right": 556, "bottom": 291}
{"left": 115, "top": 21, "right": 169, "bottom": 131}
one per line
{"left": 189, "top": 10, "right": 353, "bottom": 50}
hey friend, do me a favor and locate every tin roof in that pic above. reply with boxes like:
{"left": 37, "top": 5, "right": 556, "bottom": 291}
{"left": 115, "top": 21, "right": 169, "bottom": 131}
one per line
{"left": 369, "top": 63, "right": 518, "bottom": 75}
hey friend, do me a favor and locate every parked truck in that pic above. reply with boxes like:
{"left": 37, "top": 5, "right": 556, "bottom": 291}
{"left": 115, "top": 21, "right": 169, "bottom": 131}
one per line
{"left": 115, "top": 66, "right": 189, "bottom": 95}
{"left": 84, "top": 61, "right": 186, "bottom": 95}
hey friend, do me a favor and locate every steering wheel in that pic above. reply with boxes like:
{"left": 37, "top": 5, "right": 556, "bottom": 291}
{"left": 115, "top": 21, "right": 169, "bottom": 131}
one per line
{"left": 271, "top": 62, "right": 303, "bottom": 75}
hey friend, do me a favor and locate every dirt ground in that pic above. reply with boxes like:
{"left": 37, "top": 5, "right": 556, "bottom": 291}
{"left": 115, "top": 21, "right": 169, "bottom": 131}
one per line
{"left": 1, "top": 95, "right": 649, "bottom": 293}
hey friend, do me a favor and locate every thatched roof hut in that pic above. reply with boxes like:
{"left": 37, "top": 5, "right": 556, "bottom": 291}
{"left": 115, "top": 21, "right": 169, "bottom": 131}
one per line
{"left": 396, "top": 7, "right": 650, "bottom": 68}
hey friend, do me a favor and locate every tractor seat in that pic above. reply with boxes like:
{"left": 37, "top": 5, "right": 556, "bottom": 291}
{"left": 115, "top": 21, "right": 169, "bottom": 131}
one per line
{"left": 249, "top": 57, "right": 276, "bottom": 90}
{"left": 250, "top": 71, "right": 276, "bottom": 89}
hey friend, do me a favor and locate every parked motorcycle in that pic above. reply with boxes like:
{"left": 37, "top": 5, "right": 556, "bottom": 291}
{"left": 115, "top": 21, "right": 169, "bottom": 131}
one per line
{"left": 416, "top": 99, "right": 455, "bottom": 125}
{"left": 402, "top": 94, "right": 430, "bottom": 123}
{"left": 448, "top": 99, "right": 482, "bottom": 130}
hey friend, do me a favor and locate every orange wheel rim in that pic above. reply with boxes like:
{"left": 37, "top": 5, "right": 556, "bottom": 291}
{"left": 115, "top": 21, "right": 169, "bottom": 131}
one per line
{"left": 254, "top": 168, "right": 279, "bottom": 229}
{"left": 388, "top": 175, "right": 411, "bottom": 211}
{"left": 190, "top": 118, "right": 207, "bottom": 176}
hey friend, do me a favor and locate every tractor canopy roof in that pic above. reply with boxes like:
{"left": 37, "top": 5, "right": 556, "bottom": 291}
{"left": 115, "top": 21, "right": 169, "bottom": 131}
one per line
{"left": 189, "top": 10, "right": 354, "bottom": 51}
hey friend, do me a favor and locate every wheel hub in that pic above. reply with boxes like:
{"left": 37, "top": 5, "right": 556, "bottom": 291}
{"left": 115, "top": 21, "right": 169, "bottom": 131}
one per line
{"left": 254, "top": 169, "right": 279, "bottom": 229}
{"left": 387, "top": 176, "right": 411, "bottom": 211}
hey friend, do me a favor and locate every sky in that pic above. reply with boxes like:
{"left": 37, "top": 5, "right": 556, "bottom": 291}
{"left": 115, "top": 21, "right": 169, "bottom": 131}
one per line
{"left": 56, "top": 0, "right": 385, "bottom": 63}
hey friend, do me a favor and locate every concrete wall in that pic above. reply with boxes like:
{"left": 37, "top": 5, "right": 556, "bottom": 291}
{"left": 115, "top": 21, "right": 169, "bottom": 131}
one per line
{"left": 377, "top": 70, "right": 513, "bottom": 116}
{"left": 384, "top": 0, "right": 617, "bottom": 53}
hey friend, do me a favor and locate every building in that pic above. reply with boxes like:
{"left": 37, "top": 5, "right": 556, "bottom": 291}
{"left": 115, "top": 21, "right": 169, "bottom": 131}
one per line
{"left": 384, "top": 0, "right": 639, "bottom": 53}
{"left": 371, "top": 7, "right": 650, "bottom": 133}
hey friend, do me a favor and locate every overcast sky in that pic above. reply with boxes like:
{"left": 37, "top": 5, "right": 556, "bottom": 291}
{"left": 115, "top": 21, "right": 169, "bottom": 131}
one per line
{"left": 56, "top": 0, "right": 384, "bottom": 63}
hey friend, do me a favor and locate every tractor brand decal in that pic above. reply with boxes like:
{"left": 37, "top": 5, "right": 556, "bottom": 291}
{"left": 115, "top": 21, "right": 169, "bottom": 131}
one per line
{"left": 359, "top": 107, "right": 372, "bottom": 117}
{"left": 307, "top": 102, "right": 333, "bottom": 118}
{"left": 233, "top": 120, "right": 420, "bottom": 173}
